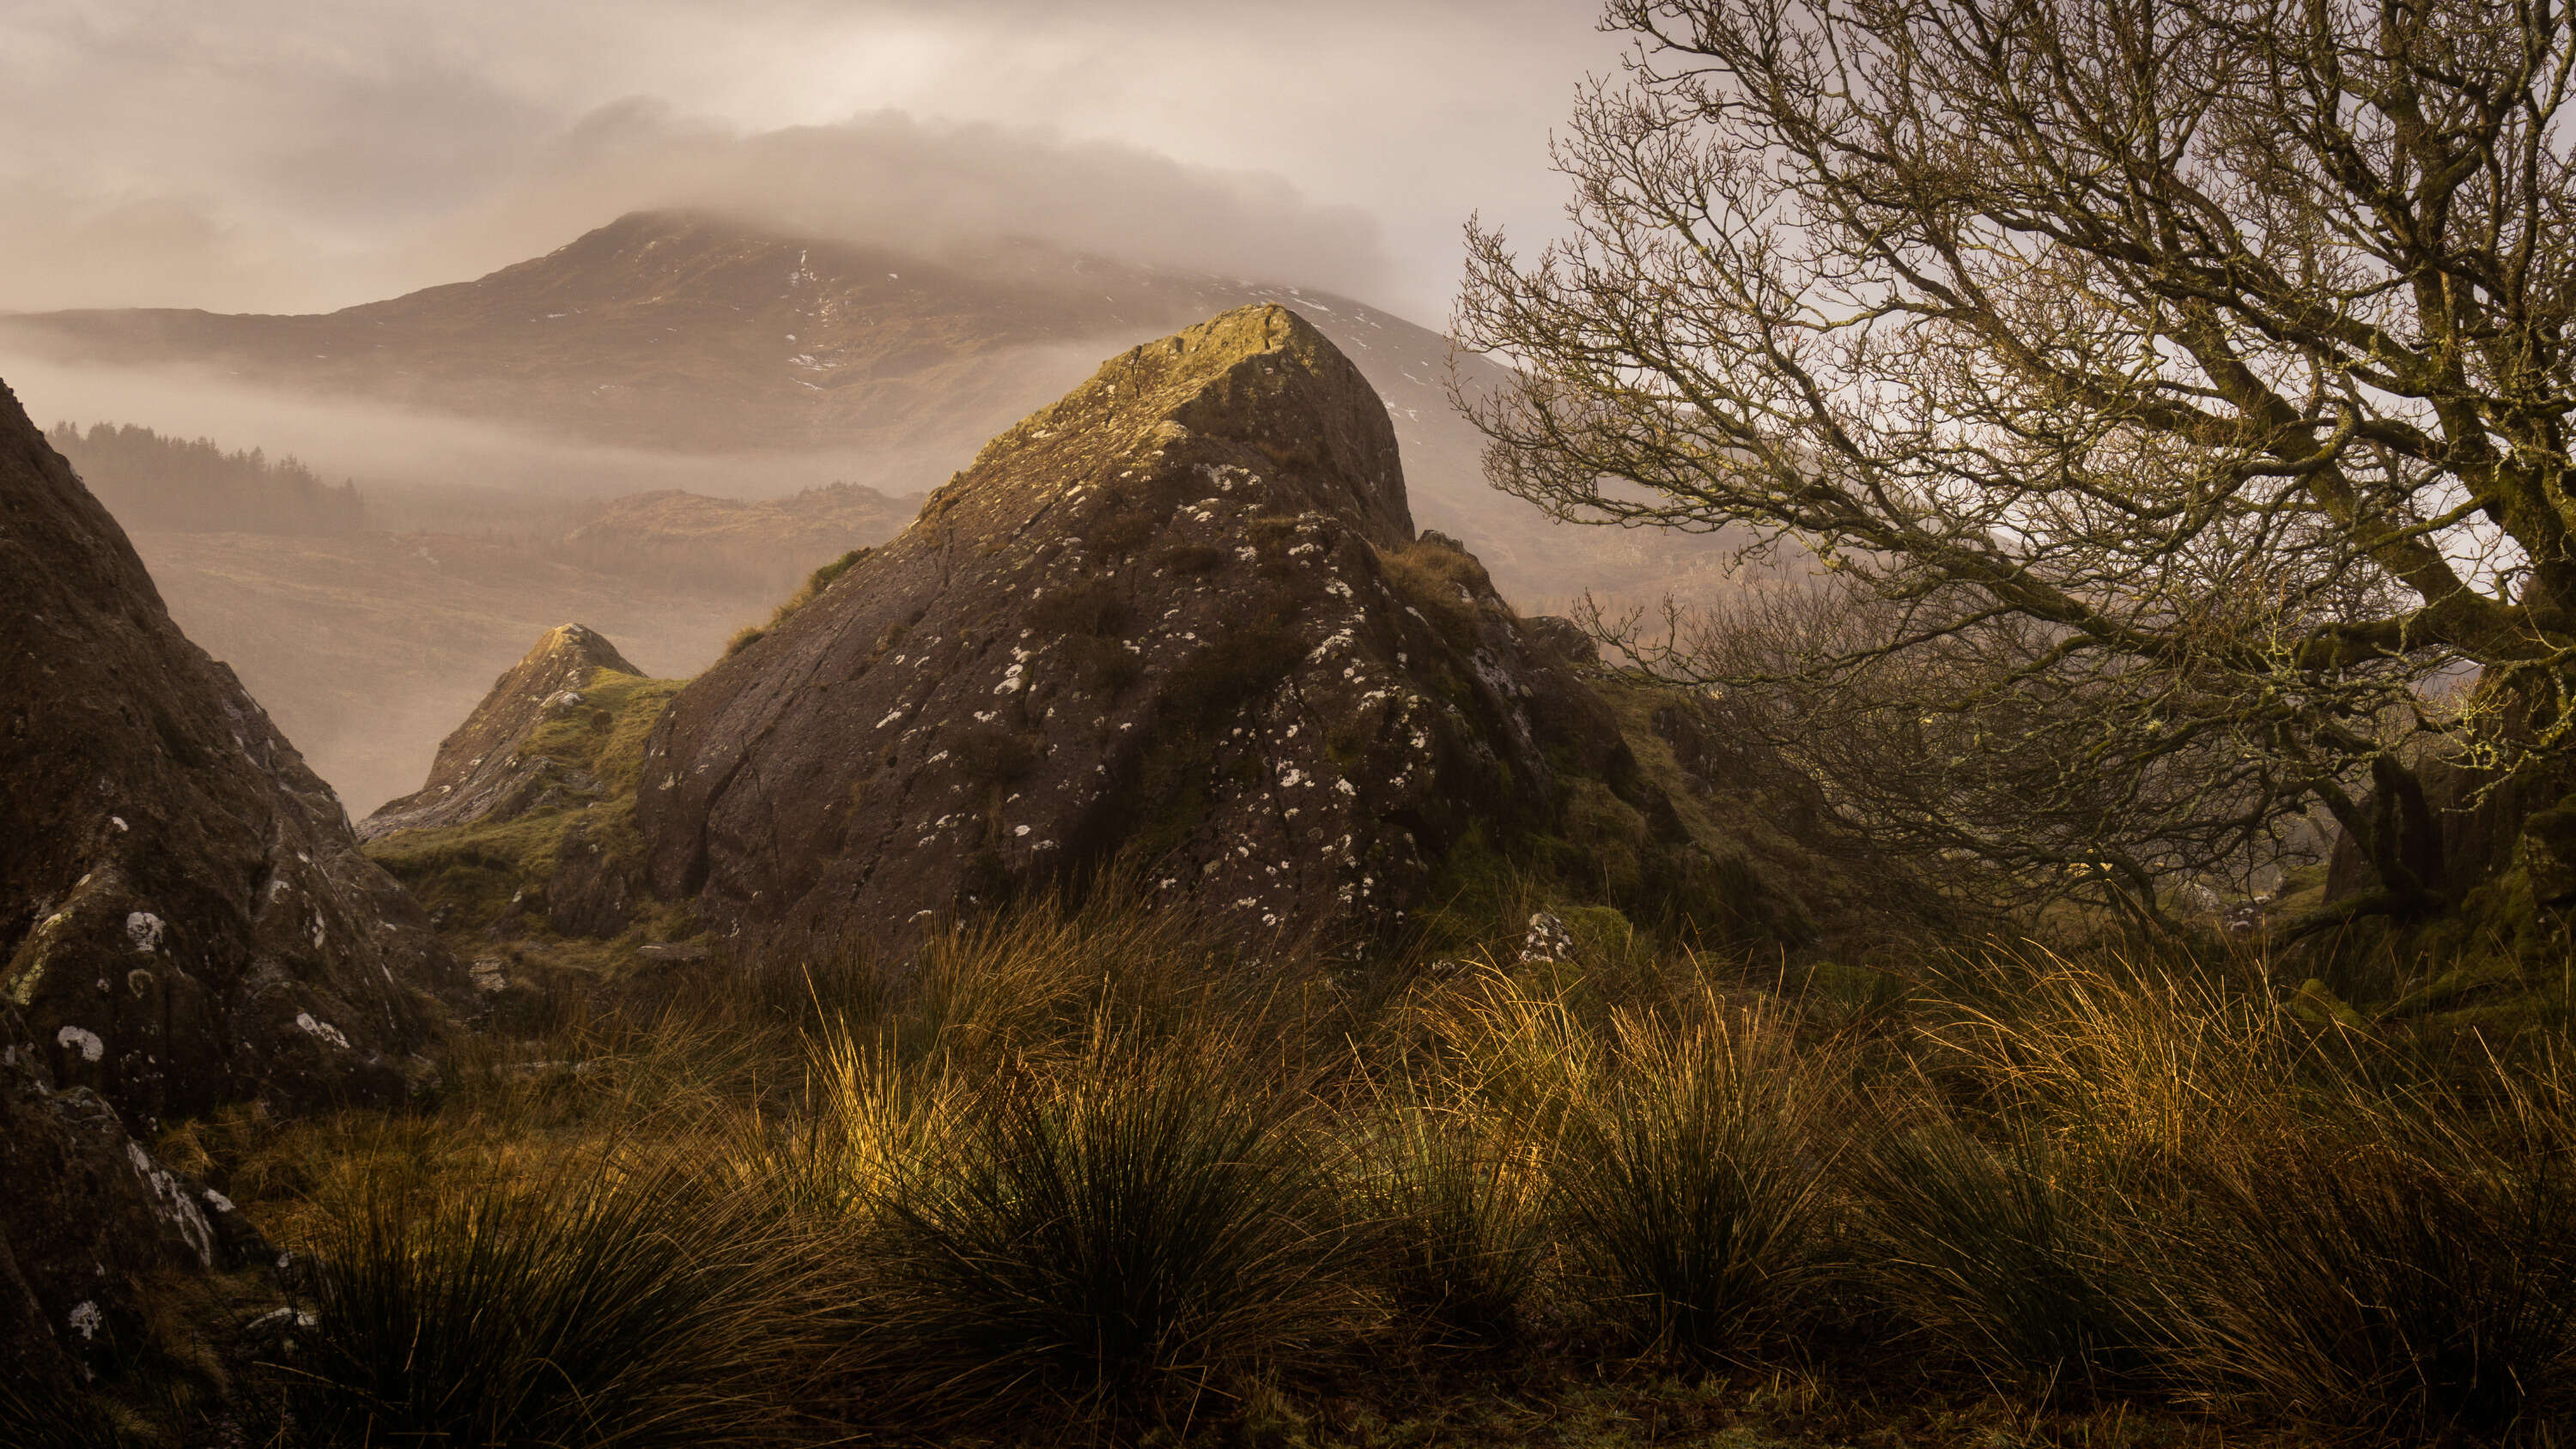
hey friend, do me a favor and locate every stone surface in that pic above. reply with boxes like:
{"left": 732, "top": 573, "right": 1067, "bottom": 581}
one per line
{"left": 1520, "top": 615, "right": 1599, "bottom": 666}
{"left": 0, "top": 375, "right": 461, "bottom": 1126}
{"left": 0, "top": 1003, "right": 270, "bottom": 1391}
{"left": 637, "top": 305, "right": 1725, "bottom": 955}
{"left": 361, "top": 623, "right": 642, "bottom": 840}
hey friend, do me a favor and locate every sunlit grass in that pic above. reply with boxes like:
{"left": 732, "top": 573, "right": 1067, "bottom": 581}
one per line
{"left": 139, "top": 899, "right": 2576, "bottom": 1446}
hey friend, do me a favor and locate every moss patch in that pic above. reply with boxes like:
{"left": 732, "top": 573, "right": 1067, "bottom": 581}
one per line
{"left": 365, "top": 673, "right": 688, "bottom": 950}
{"left": 1375, "top": 540, "right": 1490, "bottom": 650}
{"left": 511, "top": 670, "right": 683, "bottom": 796}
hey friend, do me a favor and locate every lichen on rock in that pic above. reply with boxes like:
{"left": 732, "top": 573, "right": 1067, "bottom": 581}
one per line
{"left": 635, "top": 305, "right": 1806, "bottom": 957}
{"left": 0, "top": 374, "right": 462, "bottom": 1126}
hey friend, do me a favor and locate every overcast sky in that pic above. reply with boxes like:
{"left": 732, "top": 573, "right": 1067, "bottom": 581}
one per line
{"left": 0, "top": 0, "right": 1627, "bottom": 325}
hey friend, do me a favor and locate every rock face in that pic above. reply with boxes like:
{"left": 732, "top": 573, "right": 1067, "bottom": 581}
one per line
{"left": 361, "top": 623, "right": 643, "bottom": 839}
{"left": 0, "top": 376, "right": 461, "bottom": 1126}
{"left": 637, "top": 306, "right": 1734, "bottom": 955}
{"left": 1, "top": 1003, "right": 270, "bottom": 1394}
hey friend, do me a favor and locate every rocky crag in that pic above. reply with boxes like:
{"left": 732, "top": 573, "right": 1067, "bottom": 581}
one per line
{"left": 635, "top": 306, "right": 1803, "bottom": 956}
{"left": 361, "top": 626, "right": 684, "bottom": 944}
{"left": 1, "top": 374, "right": 463, "bottom": 1388}
{"left": 2, "top": 1001, "right": 274, "bottom": 1401}
{"left": 362, "top": 623, "right": 645, "bottom": 839}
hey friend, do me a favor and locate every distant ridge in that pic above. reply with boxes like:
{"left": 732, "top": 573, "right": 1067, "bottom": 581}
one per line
{"left": 6, "top": 209, "right": 1773, "bottom": 609}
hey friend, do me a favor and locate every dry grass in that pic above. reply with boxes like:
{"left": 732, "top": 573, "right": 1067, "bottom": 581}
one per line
{"left": 109, "top": 903, "right": 2576, "bottom": 1446}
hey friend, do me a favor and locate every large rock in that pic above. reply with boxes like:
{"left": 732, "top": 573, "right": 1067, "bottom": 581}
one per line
{"left": 0, "top": 1004, "right": 271, "bottom": 1396}
{"left": 0, "top": 376, "right": 462, "bottom": 1128}
{"left": 361, "top": 622, "right": 642, "bottom": 840}
{"left": 636, "top": 306, "right": 1744, "bottom": 955}
{"left": 361, "top": 625, "right": 683, "bottom": 944}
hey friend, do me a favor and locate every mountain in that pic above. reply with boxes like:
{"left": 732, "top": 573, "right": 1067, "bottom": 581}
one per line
{"left": 361, "top": 623, "right": 646, "bottom": 840}
{"left": 0, "top": 375, "right": 460, "bottom": 1128}
{"left": 631, "top": 306, "right": 1806, "bottom": 955}
{"left": 6, "top": 209, "right": 1771, "bottom": 611}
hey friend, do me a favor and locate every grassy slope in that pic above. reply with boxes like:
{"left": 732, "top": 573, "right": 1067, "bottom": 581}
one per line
{"left": 363, "top": 669, "right": 696, "bottom": 962}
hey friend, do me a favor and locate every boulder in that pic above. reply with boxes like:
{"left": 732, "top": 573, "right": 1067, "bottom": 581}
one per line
{"left": 0, "top": 376, "right": 462, "bottom": 1127}
{"left": 637, "top": 305, "right": 1746, "bottom": 955}
{"left": 0, "top": 1003, "right": 271, "bottom": 1394}
{"left": 361, "top": 622, "right": 642, "bottom": 839}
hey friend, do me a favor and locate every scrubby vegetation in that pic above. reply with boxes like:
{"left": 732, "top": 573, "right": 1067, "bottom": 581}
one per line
{"left": 59, "top": 884, "right": 2572, "bottom": 1447}
{"left": 726, "top": 547, "right": 871, "bottom": 656}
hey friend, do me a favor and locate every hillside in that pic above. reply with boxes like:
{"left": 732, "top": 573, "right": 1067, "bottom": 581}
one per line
{"left": 550, "top": 482, "right": 916, "bottom": 597}
{"left": 127, "top": 528, "right": 751, "bottom": 817}
{"left": 46, "top": 420, "right": 364, "bottom": 534}
{"left": 6, "top": 210, "right": 1771, "bottom": 609}
{"left": 624, "top": 305, "right": 1813, "bottom": 957}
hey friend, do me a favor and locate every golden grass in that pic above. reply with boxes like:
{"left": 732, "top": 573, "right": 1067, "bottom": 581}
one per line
{"left": 108, "top": 900, "right": 2576, "bottom": 1446}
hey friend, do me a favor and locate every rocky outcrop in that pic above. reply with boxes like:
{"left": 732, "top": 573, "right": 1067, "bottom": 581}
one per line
{"left": 636, "top": 306, "right": 1771, "bottom": 955}
{"left": 1, "top": 1004, "right": 271, "bottom": 1395}
{"left": 361, "top": 623, "right": 642, "bottom": 839}
{"left": 361, "top": 627, "right": 684, "bottom": 945}
{"left": 0, "top": 376, "right": 462, "bottom": 1127}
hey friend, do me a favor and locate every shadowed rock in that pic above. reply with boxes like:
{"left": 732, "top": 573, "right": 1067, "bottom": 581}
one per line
{"left": 1, "top": 374, "right": 464, "bottom": 1395}
{"left": 0, "top": 375, "right": 462, "bottom": 1125}
{"left": 636, "top": 305, "right": 1737, "bottom": 955}
{"left": 0, "top": 1003, "right": 272, "bottom": 1392}
{"left": 361, "top": 623, "right": 642, "bottom": 840}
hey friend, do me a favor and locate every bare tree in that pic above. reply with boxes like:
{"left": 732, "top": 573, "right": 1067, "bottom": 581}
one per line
{"left": 1459, "top": 0, "right": 2576, "bottom": 917}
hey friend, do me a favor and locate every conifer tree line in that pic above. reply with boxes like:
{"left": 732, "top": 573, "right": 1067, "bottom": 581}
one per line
{"left": 48, "top": 420, "right": 365, "bottom": 535}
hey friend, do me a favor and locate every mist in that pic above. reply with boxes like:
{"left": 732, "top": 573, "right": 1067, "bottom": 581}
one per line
{"left": 0, "top": 334, "right": 1138, "bottom": 512}
{"left": 0, "top": 111, "right": 1395, "bottom": 322}
{"left": 0, "top": 1, "right": 1621, "bottom": 324}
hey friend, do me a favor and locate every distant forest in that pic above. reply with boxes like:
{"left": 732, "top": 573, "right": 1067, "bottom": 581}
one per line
{"left": 48, "top": 421, "right": 366, "bottom": 534}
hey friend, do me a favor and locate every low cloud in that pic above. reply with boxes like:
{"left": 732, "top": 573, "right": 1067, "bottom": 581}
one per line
{"left": 0, "top": 106, "right": 1389, "bottom": 317}
{"left": 423, "top": 105, "right": 1393, "bottom": 300}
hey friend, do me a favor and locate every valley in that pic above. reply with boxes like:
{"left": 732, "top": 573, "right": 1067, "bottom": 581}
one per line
{"left": 8, "top": 9, "right": 2576, "bottom": 1434}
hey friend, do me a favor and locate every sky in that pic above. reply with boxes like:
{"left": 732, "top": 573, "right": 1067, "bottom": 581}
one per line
{"left": 0, "top": 0, "right": 1630, "bottom": 326}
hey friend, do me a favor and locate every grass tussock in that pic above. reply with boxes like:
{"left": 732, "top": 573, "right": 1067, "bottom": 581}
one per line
{"left": 285, "top": 1153, "right": 817, "bottom": 1448}
{"left": 122, "top": 898, "right": 2576, "bottom": 1447}
{"left": 862, "top": 1024, "right": 1357, "bottom": 1429}
{"left": 1547, "top": 997, "right": 1843, "bottom": 1359}
{"left": 1352, "top": 1085, "right": 1552, "bottom": 1345}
